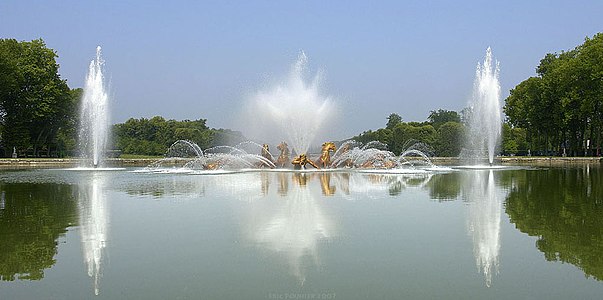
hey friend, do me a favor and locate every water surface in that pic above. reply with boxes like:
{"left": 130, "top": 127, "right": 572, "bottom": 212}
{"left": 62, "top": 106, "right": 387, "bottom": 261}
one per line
{"left": 0, "top": 165, "right": 601, "bottom": 299}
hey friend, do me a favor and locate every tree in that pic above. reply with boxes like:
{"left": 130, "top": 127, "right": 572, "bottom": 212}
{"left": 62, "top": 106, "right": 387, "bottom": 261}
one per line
{"left": 113, "top": 117, "right": 216, "bottom": 156}
{"left": 501, "top": 123, "right": 527, "bottom": 155}
{"left": 0, "top": 39, "right": 75, "bottom": 157}
{"left": 352, "top": 128, "right": 392, "bottom": 147}
{"left": 428, "top": 109, "right": 461, "bottom": 130}
{"left": 504, "top": 32, "right": 603, "bottom": 156}
{"left": 390, "top": 123, "right": 436, "bottom": 154}
{"left": 434, "top": 121, "right": 464, "bottom": 156}
{"left": 386, "top": 113, "right": 402, "bottom": 130}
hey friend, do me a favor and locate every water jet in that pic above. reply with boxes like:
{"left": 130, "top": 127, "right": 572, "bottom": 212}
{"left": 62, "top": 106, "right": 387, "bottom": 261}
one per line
{"left": 463, "top": 47, "right": 502, "bottom": 166}
{"left": 79, "top": 46, "right": 109, "bottom": 168}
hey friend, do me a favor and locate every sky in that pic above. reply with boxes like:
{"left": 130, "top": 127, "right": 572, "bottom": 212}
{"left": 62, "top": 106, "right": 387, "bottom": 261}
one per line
{"left": 1, "top": 1, "right": 602, "bottom": 141}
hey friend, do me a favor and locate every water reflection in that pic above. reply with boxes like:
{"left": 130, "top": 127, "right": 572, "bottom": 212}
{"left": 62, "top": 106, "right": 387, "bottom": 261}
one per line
{"left": 0, "top": 183, "right": 77, "bottom": 281}
{"left": 505, "top": 166, "right": 603, "bottom": 281}
{"left": 247, "top": 173, "right": 335, "bottom": 283}
{"left": 462, "top": 170, "right": 506, "bottom": 287}
{"left": 78, "top": 173, "right": 109, "bottom": 295}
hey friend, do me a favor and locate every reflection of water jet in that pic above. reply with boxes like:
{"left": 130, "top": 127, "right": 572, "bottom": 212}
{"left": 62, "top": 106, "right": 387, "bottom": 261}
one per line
{"left": 463, "top": 170, "right": 505, "bottom": 287}
{"left": 78, "top": 173, "right": 108, "bottom": 295}
{"left": 245, "top": 173, "right": 335, "bottom": 283}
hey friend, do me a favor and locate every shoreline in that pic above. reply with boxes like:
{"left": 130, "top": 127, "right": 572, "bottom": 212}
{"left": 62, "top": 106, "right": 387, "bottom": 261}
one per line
{"left": 0, "top": 156, "right": 599, "bottom": 169}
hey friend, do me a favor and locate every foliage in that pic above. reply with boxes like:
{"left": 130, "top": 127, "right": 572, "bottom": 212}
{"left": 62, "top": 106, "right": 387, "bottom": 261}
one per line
{"left": 0, "top": 39, "right": 78, "bottom": 157}
{"left": 434, "top": 121, "right": 464, "bottom": 157}
{"left": 501, "top": 123, "right": 527, "bottom": 155}
{"left": 504, "top": 33, "right": 603, "bottom": 156}
{"left": 113, "top": 116, "right": 214, "bottom": 156}
{"left": 353, "top": 128, "right": 392, "bottom": 146}
{"left": 353, "top": 112, "right": 464, "bottom": 157}
{"left": 428, "top": 109, "right": 461, "bottom": 130}
{"left": 386, "top": 113, "right": 403, "bottom": 130}
{"left": 390, "top": 123, "right": 436, "bottom": 154}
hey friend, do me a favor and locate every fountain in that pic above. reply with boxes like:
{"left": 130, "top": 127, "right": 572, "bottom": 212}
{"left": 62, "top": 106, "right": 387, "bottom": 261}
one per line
{"left": 330, "top": 140, "right": 437, "bottom": 171}
{"left": 464, "top": 47, "right": 502, "bottom": 165}
{"left": 79, "top": 46, "right": 109, "bottom": 168}
{"left": 144, "top": 52, "right": 439, "bottom": 173}
{"left": 146, "top": 140, "right": 276, "bottom": 172}
{"left": 246, "top": 51, "right": 335, "bottom": 156}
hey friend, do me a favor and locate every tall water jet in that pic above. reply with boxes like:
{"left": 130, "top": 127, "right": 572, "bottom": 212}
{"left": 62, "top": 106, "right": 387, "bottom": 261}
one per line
{"left": 465, "top": 48, "right": 502, "bottom": 165}
{"left": 248, "top": 51, "right": 335, "bottom": 155}
{"left": 79, "top": 46, "right": 109, "bottom": 167}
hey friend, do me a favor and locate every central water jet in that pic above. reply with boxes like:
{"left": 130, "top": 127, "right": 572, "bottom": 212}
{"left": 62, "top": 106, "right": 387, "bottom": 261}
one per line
{"left": 248, "top": 51, "right": 335, "bottom": 156}
{"left": 79, "top": 46, "right": 109, "bottom": 167}
{"left": 464, "top": 47, "right": 502, "bottom": 165}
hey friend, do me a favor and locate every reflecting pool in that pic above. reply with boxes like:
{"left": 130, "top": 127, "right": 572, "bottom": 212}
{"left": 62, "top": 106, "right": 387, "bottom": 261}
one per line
{"left": 0, "top": 165, "right": 601, "bottom": 299}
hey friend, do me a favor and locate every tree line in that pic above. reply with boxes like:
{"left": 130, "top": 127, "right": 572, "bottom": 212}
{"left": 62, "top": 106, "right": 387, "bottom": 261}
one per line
{"left": 0, "top": 39, "right": 80, "bottom": 157}
{"left": 0, "top": 38, "right": 244, "bottom": 158}
{"left": 1, "top": 36, "right": 600, "bottom": 158}
{"left": 352, "top": 110, "right": 465, "bottom": 157}
{"left": 113, "top": 117, "right": 245, "bottom": 156}
{"left": 505, "top": 33, "right": 602, "bottom": 156}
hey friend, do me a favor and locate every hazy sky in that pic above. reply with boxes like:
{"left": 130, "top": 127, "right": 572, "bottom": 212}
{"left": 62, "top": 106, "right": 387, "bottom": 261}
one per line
{"left": 1, "top": 1, "right": 601, "bottom": 140}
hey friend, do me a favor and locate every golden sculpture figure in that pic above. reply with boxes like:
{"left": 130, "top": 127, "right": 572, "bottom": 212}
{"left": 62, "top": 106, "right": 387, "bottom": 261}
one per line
{"left": 291, "top": 153, "right": 319, "bottom": 169}
{"left": 276, "top": 142, "right": 290, "bottom": 168}
{"left": 316, "top": 142, "right": 336, "bottom": 168}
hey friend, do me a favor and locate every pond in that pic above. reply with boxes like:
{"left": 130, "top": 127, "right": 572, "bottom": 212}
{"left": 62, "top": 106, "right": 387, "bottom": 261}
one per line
{"left": 0, "top": 165, "right": 601, "bottom": 299}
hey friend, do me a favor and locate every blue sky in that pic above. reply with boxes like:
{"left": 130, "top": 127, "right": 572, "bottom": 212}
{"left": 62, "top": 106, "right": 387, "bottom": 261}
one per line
{"left": 1, "top": 1, "right": 602, "bottom": 140}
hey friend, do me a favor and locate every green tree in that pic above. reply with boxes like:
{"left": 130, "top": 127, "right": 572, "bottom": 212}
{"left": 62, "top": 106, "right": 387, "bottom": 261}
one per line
{"left": 113, "top": 117, "right": 216, "bottom": 156}
{"left": 0, "top": 39, "right": 75, "bottom": 157}
{"left": 504, "top": 32, "right": 603, "bottom": 156}
{"left": 390, "top": 123, "right": 436, "bottom": 154}
{"left": 434, "top": 121, "right": 464, "bottom": 156}
{"left": 428, "top": 109, "right": 461, "bottom": 130}
{"left": 386, "top": 113, "right": 402, "bottom": 130}
{"left": 502, "top": 123, "right": 527, "bottom": 155}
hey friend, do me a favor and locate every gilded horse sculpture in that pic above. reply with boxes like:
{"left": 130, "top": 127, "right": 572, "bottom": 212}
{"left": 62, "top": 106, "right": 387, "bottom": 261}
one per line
{"left": 317, "top": 142, "right": 336, "bottom": 168}
{"left": 276, "top": 142, "right": 290, "bottom": 168}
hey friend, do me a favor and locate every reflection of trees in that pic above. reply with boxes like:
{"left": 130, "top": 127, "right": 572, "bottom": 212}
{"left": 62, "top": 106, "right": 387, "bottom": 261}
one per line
{"left": 0, "top": 183, "right": 77, "bottom": 281}
{"left": 425, "top": 172, "right": 461, "bottom": 201}
{"left": 506, "top": 167, "right": 603, "bottom": 280}
{"left": 123, "top": 176, "right": 206, "bottom": 198}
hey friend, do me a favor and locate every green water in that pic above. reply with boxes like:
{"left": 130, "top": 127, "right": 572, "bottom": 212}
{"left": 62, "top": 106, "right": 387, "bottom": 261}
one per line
{"left": 0, "top": 165, "right": 601, "bottom": 299}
